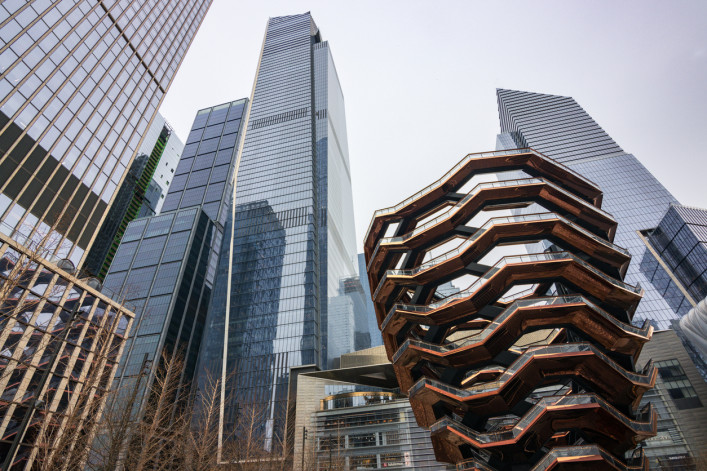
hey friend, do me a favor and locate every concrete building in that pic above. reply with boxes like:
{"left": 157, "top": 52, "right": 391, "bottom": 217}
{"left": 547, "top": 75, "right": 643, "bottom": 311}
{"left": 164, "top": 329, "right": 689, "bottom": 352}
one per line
{"left": 292, "top": 346, "right": 454, "bottom": 471}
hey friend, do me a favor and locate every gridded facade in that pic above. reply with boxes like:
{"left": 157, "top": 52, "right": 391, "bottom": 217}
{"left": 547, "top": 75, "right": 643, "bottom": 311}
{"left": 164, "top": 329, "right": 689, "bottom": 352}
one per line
{"left": 358, "top": 253, "right": 383, "bottom": 348}
{"left": 162, "top": 100, "right": 247, "bottom": 226}
{"left": 0, "top": 0, "right": 211, "bottom": 266}
{"left": 292, "top": 347, "right": 454, "bottom": 471}
{"left": 105, "top": 99, "right": 247, "bottom": 421}
{"left": 84, "top": 114, "right": 184, "bottom": 279}
{"left": 197, "top": 13, "right": 360, "bottom": 453}
{"left": 103, "top": 207, "right": 214, "bottom": 416}
{"left": 313, "top": 38, "right": 361, "bottom": 367}
{"left": 313, "top": 394, "right": 455, "bottom": 471}
{"left": 0, "top": 229, "right": 134, "bottom": 469}
{"left": 648, "top": 204, "right": 707, "bottom": 303}
{"left": 496, "top": 88, "right": 691, "bottom": 330}
{"left": 637, "top": 329, "right": 707, "bottom": 470}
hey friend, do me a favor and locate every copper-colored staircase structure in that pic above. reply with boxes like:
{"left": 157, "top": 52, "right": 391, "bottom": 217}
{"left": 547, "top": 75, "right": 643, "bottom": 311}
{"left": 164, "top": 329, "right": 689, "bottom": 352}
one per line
{"left": 364, "top": 149, "right": 656, "bottom": 470}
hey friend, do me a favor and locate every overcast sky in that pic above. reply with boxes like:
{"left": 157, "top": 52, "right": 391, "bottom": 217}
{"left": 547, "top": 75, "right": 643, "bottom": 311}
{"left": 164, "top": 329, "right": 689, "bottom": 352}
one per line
{"left": 160, "top": 0, "right": 707, "bottom": 251}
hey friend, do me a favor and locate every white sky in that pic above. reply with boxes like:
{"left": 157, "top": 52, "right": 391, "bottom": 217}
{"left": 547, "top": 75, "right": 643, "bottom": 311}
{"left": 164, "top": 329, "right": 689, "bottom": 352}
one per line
{"left": 160, "top": 0, "right": 707, "bottom": 252}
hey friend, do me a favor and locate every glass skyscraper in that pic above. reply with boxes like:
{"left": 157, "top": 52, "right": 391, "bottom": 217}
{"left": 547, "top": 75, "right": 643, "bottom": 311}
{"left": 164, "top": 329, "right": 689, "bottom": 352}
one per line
{"left": 0, "top": 0, "right": 212, "bottom": 266}
{"left": 84, "top": 112, "right": 183, "bottom": 279}
{"left": 195, "top": 12, "right": 361, "bottom": 454}
{"left": 647, "top": 204, "right": 707, "bottom": 304}
{"left": 358, "top": 253, "right": 384, "bottom": 348}
{"left": 103, "top": 99, "right": 247, "bottom": 419}
{"left": 495, "top": 88, "right": 692, "bottom": 330}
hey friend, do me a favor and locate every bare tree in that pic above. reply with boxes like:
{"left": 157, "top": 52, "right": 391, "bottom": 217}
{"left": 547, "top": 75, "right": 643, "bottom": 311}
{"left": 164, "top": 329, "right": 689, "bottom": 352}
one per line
{"left": 179, "top": 370, "right": 222, "bottom": 471}
{"left": 32, "top": 321, "right": 119, "bottom": 471}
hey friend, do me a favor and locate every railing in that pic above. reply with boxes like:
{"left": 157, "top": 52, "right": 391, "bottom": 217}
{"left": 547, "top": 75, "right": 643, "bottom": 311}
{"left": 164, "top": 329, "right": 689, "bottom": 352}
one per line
{"left": 391, "top": 295, "right": 650, "bottom": 363}
{"left": 408, "top": 342, "right": 654, "bottom": 399}
{"left": 429, "top": 394, "right": 654, "bottom": 444}
{"left": 530, "top": 445, "right": 646, "bottom": 471}
{"left": 379, "top": 251, "right": 642, "bottom": 329}
{"left": 365, "top": 147, "right": 600, "bottom": 241}
{"left": 368, "top": 174, "right": 620, "bottom": 275}
{"left": 385, "top": 211, "right": 629, "bottom": 279}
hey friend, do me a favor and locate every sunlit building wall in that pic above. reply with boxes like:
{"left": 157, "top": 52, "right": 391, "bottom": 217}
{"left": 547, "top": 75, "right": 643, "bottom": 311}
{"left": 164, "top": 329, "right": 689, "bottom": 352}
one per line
{"left": 0, "top": 0, "right": 212, "bottom": 266}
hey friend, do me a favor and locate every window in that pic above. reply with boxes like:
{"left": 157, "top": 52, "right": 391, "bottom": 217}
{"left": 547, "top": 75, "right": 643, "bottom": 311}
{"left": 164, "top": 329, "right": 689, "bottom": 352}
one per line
{"left": 348, "top": 433, "right": 376, "bottom": 448}
{"left": 382, "top": 431, "right": 401, "bottom": 445}
{"left": 656, "top": 359, "right": 703, "bottom": 409}
{"left": 132, "top": 235, "right": 167, "bottom": 268}
{"left": 349, "top": 454, "right": 377, "bottom": 470}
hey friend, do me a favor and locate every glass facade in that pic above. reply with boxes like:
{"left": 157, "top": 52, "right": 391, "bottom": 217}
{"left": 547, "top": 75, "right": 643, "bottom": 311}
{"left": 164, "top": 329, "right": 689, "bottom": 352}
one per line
{"left": 328, "top": 276, "right": 371, "bottom": 363}
{"left": 103, "top": 99, "right": 247, "bottom": 419}
{"left": 648, "top": 204, "right": 707, "bottom": 303}
{"left": 0, "top": 0, "right": 211, "bottom": 265}
{"left": 162, "top": 100, "right": 246, "bottom": 226}
{"left": 358, "top": 253, "right": 383, "bottom": 348}
{"left": 103, "top": 208, "right": 214, "bottom": 415}
{"left": 496, "top": 89, "right": 690, "bottom": 330}
{"left": 84, "top": 113, "right": 184, "bottom": 279}
{"left": 313, "top": 396, "right": 454, "bottom": 471}
{"left": 495, "top": 89, "right": 707, "bottom": 468}
{"left": 194, "top": 13, "right": 361, "bottom": 453}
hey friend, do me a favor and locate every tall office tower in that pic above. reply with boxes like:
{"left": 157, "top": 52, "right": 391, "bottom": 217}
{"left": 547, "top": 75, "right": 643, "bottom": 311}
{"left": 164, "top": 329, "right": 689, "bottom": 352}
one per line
{"left": 84, "top": 113, "right": 183, "bottom": 278}
{"left": 196, "top": 12, "right": 360, "bottom": 455}
{"left": 358, "top": 253, "right": 384, "bottom": 348}
{"left": 496, "top": 89, "right": 694, "bottom": 330}
{"left": 328, "top": 276, "right": 371, "bottom": 365}
{"left": 0, "top": 0, "right": 212, "bottom": 267}
{"left": 103, "top": 100, "right": 247, "bottom": 420}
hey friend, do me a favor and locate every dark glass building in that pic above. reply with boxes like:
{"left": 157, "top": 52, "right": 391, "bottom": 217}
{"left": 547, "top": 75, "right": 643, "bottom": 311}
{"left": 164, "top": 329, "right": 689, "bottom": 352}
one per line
{"left": 647, "top": 204, "right": 707, "bottom": 304}
{"left": 84, "top": 113, "right": 183, "bottom": 279}
{"left": 495, "top": 88, "right": 692, "bottom": 330}
{"left": 195, "top": 12, "right": 361, "bottom": 454}
{"left": 103, "top": 99, "right": 247, "bottom": 418}
{"left": 104, "top": 207, "right": 215, "bottom": 412}
{"left": 358, "top": 253, "right": 384, "bottom": 348}
{"left": 0, "top": 0, "right": 212, "bottom": 266}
